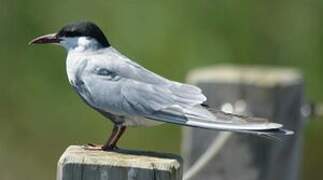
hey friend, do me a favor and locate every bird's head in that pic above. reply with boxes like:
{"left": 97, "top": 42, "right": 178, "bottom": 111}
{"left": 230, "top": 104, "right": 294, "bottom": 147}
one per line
{"left": 29, "top": 21, "right": 110, "bottom": 51}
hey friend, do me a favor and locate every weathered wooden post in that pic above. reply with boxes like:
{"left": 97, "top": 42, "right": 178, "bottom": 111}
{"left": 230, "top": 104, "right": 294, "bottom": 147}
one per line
{"left": 182, "top": 65, "right": 304, "bottom": 180}
{"left": 57, "top": 145, "right": 183, "bottom": 180}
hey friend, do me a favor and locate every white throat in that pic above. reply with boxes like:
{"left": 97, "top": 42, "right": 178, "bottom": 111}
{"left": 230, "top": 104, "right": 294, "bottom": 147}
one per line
{"left": 60, "top": 37, "right": 101, "bottom": 52}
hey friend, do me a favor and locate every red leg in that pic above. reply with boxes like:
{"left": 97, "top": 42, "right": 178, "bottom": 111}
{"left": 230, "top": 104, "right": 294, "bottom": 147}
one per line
{"left": 102, "top": 125, "right": 126, "bottom": 151}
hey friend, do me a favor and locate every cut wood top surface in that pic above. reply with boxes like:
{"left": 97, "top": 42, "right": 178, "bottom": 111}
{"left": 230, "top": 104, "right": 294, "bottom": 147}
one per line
{"left": 58, "top": 145, "right": 182, "bottom": 171}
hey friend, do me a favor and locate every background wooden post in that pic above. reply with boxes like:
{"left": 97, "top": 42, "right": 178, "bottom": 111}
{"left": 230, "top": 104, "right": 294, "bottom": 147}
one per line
{"left": 182, "top": 65, "right": 304, "bottom": 180}
{"left": 57, "top": 145, "right": 183, "bottom": 180}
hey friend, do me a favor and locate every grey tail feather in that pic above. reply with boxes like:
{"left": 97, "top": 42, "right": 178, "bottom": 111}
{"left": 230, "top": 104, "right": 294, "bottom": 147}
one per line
{"left": 235, "top": 128, "right": 294, "bottom": 141}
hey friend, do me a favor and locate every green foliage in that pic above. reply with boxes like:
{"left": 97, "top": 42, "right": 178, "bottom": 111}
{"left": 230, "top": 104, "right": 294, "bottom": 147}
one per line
{"left": 0, "top": 0, "right": 322, "bottom": 179}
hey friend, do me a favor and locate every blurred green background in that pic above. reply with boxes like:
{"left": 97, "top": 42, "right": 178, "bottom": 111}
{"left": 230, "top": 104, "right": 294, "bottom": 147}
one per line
{"left": 0, "top": 0, "right": 322, "bottom": 179}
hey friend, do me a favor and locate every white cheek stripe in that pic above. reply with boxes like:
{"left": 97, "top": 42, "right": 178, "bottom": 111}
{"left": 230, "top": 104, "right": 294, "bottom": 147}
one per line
{"left": 60, "top": 37, "right": 100, "bottom": 52}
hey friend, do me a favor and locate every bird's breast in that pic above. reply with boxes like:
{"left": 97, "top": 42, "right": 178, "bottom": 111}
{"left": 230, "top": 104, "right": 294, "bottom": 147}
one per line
{"left": 66, "top": 54, "right": 91, "bottom": 97}
{"left": 66, "top": 54, "right": 87, "bottom": 84}
{"left": 66, "top": 56, "right": 98, "bottom": 109}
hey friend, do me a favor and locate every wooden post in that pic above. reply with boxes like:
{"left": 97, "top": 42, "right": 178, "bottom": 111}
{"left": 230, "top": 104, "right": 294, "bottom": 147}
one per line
{"left": 57, "top": 145, "right": 183, "bottom": 180}
{"left": 182, "top": 65, "right": 304, "bottom": 180}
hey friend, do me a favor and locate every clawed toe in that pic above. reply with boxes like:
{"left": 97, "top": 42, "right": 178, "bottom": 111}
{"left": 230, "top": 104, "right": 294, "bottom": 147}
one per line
{"left": 83, "top": 143, "right": 103, "bottom": 151}
{"left": 101, "top": 145, "right": 119, "bottom": 151}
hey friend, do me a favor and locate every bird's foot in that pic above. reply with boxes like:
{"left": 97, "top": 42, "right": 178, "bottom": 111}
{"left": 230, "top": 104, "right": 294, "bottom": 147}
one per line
{"left": 82, "top": 143, "right": 119, "bottom": 151}
{"left": 101, "top": 144, "right": 119, "bottom": 152}
{"left": 82, "top": 143, "right": 103, "bottom": 151}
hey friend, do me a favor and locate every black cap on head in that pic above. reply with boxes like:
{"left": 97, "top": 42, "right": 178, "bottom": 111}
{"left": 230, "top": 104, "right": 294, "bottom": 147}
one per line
{"left": 57, "top": 21, "right": 110, "bottom": 47}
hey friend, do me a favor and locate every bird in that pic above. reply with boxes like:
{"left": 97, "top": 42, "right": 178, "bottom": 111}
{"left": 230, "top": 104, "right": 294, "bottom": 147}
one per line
{"left": 29, "top": 21, "right": 293, "bottom": 151}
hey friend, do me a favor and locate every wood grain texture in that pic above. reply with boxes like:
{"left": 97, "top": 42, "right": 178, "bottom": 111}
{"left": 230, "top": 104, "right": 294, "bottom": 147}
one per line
{"left": 182, "top": 65, "right": 304, "bottom": 180}
{"left": 57, "top": 145, "right": 183, "bottom": 180}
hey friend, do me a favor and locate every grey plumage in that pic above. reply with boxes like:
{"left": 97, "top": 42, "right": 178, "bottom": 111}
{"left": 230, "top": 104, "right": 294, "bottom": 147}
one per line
{"left": 30, "top": 22, "right": 293, "bottom": 150}
{"left": 67, "top": 47, "right": 291, "bottom": 135}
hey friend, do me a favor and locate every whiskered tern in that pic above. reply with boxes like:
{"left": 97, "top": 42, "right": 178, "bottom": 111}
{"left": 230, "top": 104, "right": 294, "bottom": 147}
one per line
{"left": 30, "top": 21, "right": 293, "bottom": 151}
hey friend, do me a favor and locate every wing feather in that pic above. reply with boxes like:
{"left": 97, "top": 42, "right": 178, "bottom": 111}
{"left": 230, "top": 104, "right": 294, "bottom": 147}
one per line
{"left": 82, "top": 49, "right": 292, "bottom": 135}
{"left": 119, "top": 80, "right": 283, "bottom": 131}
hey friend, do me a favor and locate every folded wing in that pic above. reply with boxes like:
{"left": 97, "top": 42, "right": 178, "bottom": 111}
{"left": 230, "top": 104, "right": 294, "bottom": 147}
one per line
{"left": 84, "top": 50, "right": 292, "bottom": 136}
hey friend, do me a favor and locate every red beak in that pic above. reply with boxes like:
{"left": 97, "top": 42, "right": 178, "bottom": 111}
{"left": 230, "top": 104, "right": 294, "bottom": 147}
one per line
{"left": 29, "top": 33, "right": 61, "bottom": 45}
